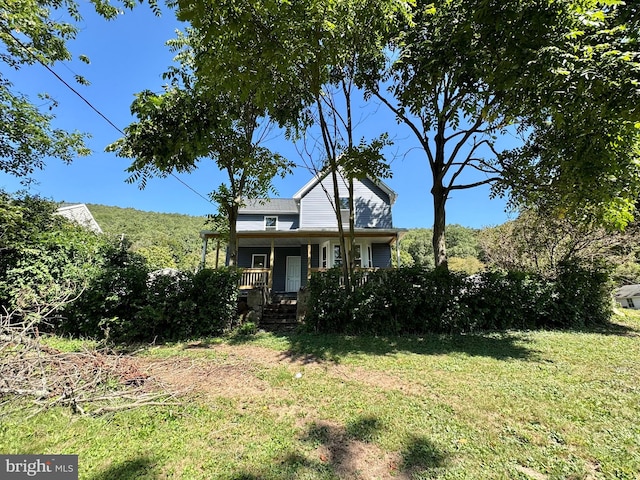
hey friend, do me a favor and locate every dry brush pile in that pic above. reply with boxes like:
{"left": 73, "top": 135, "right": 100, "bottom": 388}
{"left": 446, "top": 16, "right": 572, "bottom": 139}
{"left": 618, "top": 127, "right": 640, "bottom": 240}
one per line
{"left": 0, "top": 302, "right": 183, "bottom": 417}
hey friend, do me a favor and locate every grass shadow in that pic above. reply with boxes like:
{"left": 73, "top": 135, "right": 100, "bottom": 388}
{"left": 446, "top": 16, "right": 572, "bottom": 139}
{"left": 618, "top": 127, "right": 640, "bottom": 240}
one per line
{"left": 576, "top": 318, "right": 640, "bottom": 337}
{"left": 87, "top": 456, "right": 157, "bottom": 480}
{"left": 276, "top": 331, "right": 534, "bottom": 364}
{"left": 402, "top": 435, "right": 449, "bottom": 473}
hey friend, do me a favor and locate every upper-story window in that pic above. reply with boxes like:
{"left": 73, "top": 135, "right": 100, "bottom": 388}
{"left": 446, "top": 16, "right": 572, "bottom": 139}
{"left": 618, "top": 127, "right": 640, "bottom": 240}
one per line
{"left": 264, "top": 216, "right": 278, "bottom": 230}
{"left": 339, "top": 197, "right": 351, "bottom": 226}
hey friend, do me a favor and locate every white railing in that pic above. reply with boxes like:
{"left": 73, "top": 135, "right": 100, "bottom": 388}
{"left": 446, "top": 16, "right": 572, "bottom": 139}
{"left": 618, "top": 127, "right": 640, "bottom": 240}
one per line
{"left": 239, "top": 268, "right": 270, "bottom": 289}
{"left": 308, "top": 267, "right": 388, "bottom": 287}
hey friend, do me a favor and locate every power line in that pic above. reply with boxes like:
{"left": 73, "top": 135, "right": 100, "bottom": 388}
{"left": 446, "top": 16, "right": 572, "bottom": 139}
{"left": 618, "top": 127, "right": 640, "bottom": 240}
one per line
{"left": 0, "top": 23, "right": 214, "bottom": 207}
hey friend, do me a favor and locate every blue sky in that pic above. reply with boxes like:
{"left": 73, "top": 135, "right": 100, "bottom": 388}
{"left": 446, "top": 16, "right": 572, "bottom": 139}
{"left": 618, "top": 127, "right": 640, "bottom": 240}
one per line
{"left": 0, "top": 3, "right": 513, "bottom": 229}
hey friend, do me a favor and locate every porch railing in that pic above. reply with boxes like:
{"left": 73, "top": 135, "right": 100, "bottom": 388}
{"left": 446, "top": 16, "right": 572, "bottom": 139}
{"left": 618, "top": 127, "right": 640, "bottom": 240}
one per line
{"left": 239, "top": 268, "right": 270, "bottom": 290}
{"left": 308, "top": 267, "right": 389, "bottom": 287}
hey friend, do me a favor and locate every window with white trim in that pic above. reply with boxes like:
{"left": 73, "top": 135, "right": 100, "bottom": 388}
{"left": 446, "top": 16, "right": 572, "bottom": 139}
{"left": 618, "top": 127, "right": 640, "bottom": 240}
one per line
{"left": 333, "top": 244, "right": 342, "bottom": 266}
{"left": 339, "top": 197, "right": 351, "bottom": 226}
{"left": 319, "top": 241, "right": 371, "bottom": 268}
{"left": 353, "top": 244, "right": 362, "bottom": 267}
{"left": 264, "top": 216, "right": 277, "bottom": 230}
{"left": 252, "top": 254, "right": 267, "bottom": 268}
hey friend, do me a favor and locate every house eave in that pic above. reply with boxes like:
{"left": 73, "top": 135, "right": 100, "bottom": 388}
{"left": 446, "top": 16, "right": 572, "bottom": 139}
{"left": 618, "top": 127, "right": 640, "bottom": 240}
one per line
{"left": 200, "top": 228, "right": 407, "bottom": 244}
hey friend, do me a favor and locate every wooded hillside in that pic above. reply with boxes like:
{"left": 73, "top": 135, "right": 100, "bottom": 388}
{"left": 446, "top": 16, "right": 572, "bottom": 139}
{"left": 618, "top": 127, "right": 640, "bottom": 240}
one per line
{"left": 85, "top": 204, "right": 640, "bottom": 286}
{"left": 87, "top": 205, "right": 209, "bottom": 272}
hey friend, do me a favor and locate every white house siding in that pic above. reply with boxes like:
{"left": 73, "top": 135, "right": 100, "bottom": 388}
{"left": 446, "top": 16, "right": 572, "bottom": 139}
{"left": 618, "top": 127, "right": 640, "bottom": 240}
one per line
{"left": 236, "top": 214, "right": 300, "bottom": 231}
{"left": 299, "top": 176, "right": 392, "bottom": 229}
{"left": 620, "top": 297, "right": 640, "bottom": 309}
{"left": 354, "top": 178, "right": 392, "bottom": 228}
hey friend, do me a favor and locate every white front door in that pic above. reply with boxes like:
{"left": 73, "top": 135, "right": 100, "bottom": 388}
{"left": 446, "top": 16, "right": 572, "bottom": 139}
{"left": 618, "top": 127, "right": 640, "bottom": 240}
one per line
{"left": 285, "top": 256, "right": 301, "bottom": 292}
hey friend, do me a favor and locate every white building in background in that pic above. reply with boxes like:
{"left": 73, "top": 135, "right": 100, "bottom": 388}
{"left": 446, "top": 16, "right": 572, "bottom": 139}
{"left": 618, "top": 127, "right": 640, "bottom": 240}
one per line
{"left": 55, "top": 204, "right": 102, "bottom": 234}
{"left": 614, "top": 284, "right": 640, "bottom": 310}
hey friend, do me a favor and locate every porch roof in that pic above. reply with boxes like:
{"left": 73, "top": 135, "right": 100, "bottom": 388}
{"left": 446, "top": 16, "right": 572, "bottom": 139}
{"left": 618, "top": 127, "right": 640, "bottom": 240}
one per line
{"left": 200, "top": 228, "right": 407, "bottom": 246}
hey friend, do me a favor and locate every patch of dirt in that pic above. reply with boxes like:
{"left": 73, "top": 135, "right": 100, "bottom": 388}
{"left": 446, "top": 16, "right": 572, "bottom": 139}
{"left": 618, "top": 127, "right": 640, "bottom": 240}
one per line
{"left": 140, "top": 343, "right": 431, "bottom": 400}
{"left": 303, "top": 420, "right": 407, "bottom": 480}
{"left": 139, "top": 356, "right": 270, "bottom": 398}
{"left": 514, "top": 465, "right": 548, "bottom": 480}
{"left": 136, "top": 345, "right": 423, "bottom": 478}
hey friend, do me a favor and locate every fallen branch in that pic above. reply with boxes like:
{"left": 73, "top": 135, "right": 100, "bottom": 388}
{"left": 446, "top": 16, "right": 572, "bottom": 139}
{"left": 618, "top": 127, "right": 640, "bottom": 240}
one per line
{"left": 1, "top": 305, "right": 184, "bottom": 416}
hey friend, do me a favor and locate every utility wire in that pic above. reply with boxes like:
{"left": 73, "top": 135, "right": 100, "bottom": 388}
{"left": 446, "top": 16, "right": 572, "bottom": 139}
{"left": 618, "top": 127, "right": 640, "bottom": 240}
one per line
{"left": 1, "top": 23, "right": 214, "bottom": 207}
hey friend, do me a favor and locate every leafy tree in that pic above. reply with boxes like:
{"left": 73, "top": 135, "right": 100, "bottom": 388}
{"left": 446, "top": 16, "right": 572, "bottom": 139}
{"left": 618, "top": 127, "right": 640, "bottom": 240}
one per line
{"left": 478, "top": 209, "right": 640, "bottom": 276}
{"left": 136, "top": 245, "right": 177, "bottom": 270}
{"left": 448, "top": 257, "right": 484, "bottom": 275}
{"left": 175, "top": 0, "right": 405, "bottom": 288}
{"left": 612, "top": 260, "right": 640, "bottom": 287}
{"left": 399, "top": 226, "right": 481, "bottom": 269}
{"left": 0, "top": 191, "right": 106, "bottom": 313}
{"left": 496, "top": 1, "right": 640, "bottom": 229}
{"left": 0, "top": 0, "right": 159, "bottom": 181}
{"left": 108, "top": 29, "right": 292, "bottom": 266}
{"left": 368, "top": 0, "right": 640, "bottom": 268}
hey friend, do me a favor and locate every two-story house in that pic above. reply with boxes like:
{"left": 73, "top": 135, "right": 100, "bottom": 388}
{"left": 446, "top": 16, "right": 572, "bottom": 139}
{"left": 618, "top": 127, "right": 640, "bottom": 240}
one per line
{"left": 199, "top": 171, "right": 405, "bottom": 294}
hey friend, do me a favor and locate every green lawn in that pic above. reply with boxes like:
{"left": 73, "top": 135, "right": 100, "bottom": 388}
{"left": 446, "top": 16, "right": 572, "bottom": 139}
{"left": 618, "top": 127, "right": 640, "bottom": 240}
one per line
{"left": 1, "top": 310, "right": 639, "bottom": 479}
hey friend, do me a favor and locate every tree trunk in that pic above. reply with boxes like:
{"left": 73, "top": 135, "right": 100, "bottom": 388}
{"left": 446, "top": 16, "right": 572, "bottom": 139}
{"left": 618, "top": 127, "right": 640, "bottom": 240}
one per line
{"left": 330, "top": 166, "right": 351, "bottom": 292}
{"left": 348, "top": 178, "right": 356, "bottom": 275}
{"left": 227, "top": 206, "right": 239, "bottom": 267}
{"left": 432, "top": 183, "right": 448, "bottom": 270}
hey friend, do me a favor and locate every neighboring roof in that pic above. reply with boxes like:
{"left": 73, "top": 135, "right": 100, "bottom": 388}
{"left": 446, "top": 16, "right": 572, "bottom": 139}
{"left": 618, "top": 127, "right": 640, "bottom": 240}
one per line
{"left": 55, "top": 204, "right": 102, "bottom": 233}
{"left": 239, "top": 198, "right": 299, "bottom": 214}
{"left": 292, "top": 171, "right": 398, "bottom": 205}
{"left": 615, "top": 284, "right": 640, "bottom": 299}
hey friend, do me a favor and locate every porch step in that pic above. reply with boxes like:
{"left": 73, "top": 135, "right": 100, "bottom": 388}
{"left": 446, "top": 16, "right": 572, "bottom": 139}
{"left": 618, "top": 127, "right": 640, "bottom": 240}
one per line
{"left": 260, "top": 300, "right": 298, "bottom": 330}
{"left": 271, "top": 293, "right": 298, "bottom": 304}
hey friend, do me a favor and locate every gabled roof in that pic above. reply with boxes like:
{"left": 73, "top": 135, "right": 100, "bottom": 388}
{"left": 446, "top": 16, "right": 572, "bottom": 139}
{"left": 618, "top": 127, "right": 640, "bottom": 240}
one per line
{"left": 615, "top": 284, "right": 640, "bottom": 299}
{"left": 239, "top": 198, "right": 299, "bottom": 214}
{"left": 55, "top": 204, "right": 102, "bottom": 233}
{"left": 292, "top": 171, "right": 398, "bottom": 205}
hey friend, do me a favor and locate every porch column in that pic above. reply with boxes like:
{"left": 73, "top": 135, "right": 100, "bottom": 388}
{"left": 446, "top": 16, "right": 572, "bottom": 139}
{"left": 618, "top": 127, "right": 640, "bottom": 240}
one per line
{"left": 396, "top": 232, "right": 400, "bottom": 268}
{"left": 268, "top": 238, "right": 275, "bottom": 290}
{"left": 215, "top": 239, "right": 220, "bottom": 269}
{"left": 200, "top": 237, "right": 208, "bottom": 269}
{"left": 307, "top": 243, "right": 312, "bottom": 281}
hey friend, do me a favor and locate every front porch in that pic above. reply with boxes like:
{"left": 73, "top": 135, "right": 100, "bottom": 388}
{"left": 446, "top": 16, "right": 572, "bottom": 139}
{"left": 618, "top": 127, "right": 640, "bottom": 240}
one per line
{"left": 200, "top": 228, "right": 406, "bottom": 292}
{"left": 238, "top": 266, "right": 386, "bottom": 290}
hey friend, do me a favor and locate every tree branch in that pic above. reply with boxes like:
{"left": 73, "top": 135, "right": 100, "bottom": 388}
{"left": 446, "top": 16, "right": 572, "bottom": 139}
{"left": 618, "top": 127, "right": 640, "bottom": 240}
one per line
{"left": 371, "top": 88, "right": 435, "bottom": 168}
{"left": 449, "top": 177, "right": 500, "bottom": 190}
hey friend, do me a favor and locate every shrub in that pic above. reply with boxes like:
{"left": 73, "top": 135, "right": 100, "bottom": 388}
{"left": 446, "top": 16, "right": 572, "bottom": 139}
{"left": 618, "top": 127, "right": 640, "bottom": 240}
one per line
{"left": 63, "top": 266, "right": 241, "bottom": 342}
{"left": 189, "top": 267, "right": 240, "bottom": 337}
{"left": 61, "top": 241, "right": 149, "bottom": 339}
{"left": 305, "top": 265, "right": 613, "bottom": 334}
{"left": 551, "top": 261, "right": 613, "bottom": 328}
{"left": 135, "top": 270, "right": 196, "bottom": 341}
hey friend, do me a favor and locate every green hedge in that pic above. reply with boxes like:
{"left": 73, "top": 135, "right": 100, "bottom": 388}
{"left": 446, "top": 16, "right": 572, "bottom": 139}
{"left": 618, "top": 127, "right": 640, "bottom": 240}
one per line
{"left": 63, "top": 266, "right": 240, "bottom": 342}
{"left": 305, "top": 264, "right": 613, "bottom": 334}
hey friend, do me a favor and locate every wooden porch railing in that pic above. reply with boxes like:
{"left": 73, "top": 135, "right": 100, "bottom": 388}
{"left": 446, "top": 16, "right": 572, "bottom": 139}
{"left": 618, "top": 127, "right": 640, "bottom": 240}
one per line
{"left": 239, "top": 268, "right": 270, "bottom": 290}
{"left": 308, "top": 267, "right": 390, "bottom": 287}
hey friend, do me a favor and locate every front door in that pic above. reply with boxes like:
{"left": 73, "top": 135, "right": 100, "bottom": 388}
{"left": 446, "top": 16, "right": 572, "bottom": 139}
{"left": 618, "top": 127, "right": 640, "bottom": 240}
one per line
{"left": 285, "top": 256, "right": 301, "bottom": 292}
